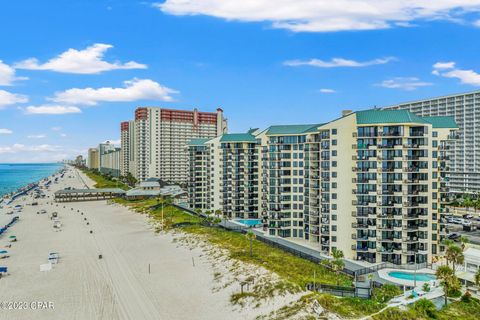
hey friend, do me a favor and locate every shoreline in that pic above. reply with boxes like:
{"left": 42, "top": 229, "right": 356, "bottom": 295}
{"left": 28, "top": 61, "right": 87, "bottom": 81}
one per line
{"left": 0, "top": 165, "right": 300, "bottom": 320}
{"left": 0, "top": 164, "right": 65, "bottom": 202}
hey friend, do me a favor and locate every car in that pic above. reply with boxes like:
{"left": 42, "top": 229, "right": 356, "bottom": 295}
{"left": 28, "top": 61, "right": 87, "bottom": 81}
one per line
{"left": 462, "top": 220, "right": 472, "bottom": 226}
{"left": 463, "top": 214, "right": 474, "bottom": 220}
{"left": 447, "top": 233, "right": 461, "bottom": 240}
{"left": 451, "top": 217, "right": 464, "bottom": 224}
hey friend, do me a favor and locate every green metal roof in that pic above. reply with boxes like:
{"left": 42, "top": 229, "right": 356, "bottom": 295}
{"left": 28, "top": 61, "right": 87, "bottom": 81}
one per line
{"left": 356, "top": 109, "right": 427, "bottom": 125}
{"left": 356, "top": 109, "right": 458, "bottom": 128}
{"left": 220, "top": 133, "right": 257, "bottom": 142}
{"left": 420, "top": 116, "right": 458, "bottom": 129}
{"left": 266, "top": 124, "right": 322, "bottom": 135}
{"left": 187, "top": 138, "right": 210, "bottom": 146}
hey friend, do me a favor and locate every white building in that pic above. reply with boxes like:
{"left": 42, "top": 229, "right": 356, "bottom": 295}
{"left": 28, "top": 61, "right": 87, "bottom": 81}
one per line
{"left": 132, "top": 107, "right": 228, "bottom": 183}
{"left": 99, "top": 147, "right": 121, "bottom": 177}
{"left": 385, "top": 90, "right": 480, "bottom": 194}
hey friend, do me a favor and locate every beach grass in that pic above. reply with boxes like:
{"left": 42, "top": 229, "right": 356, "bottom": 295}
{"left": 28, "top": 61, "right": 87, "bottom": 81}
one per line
{"left": 116, "top": 197, "right": 351, "bottom": 289}
{"left": 81, "top": 169, "right": 130, "bottom": 190}
{"left": 114, "top": 197, "right": 396, "bottom": 318}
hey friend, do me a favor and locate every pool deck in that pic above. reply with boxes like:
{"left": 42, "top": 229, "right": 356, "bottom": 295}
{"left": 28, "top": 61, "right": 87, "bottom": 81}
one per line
{"left": 378, "top": 268, "right": 436, "bottom": 287}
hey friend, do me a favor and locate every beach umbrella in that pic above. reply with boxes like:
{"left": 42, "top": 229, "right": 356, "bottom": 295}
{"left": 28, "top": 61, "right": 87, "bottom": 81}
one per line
{"left": 9, "top": 235, "right": 16, "bottom": 238}
{"left": 0, "top": 250, "right": 7, "bottom": 254}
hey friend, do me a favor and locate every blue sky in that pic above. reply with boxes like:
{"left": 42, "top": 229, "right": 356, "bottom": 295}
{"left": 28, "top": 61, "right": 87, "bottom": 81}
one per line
{"left": 1, "top": 0, "right": 480, "bottom": 162}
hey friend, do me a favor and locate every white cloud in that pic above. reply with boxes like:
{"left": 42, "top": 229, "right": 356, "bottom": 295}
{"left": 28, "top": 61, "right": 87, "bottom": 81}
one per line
{"left": 433, "top": 62, "right": 480, "bottom": 86}
{"left": 51, "top": 126, "right": 62, "bottom": 131}
{"left": 156, "top": 1, "right": 480, "bottom": 32}
{"left": 0, "top": 143, "right": 60, "bottom": 154}
{"left": 284, "top": 57, "right": 395, "bottom": 68}
{"left": 24, "top": 105, "right": 82, "bottom": 115}
{"left": 0, "top": 60, "right": 27, "bottom": 86}
{"left": 15, "top": 43, "right": 147, "bottom": 74}
{"left": 377, "top": 77, "right": 433, "bottom": 91}
{"left": 27, "top": 134, "right": 46, "bottom": 139}
{"left": 60, "top": 133, "right": 67, "bottom": 137}
{"left": 0, "top": 128, "right": 13, "bottom": 134}
{"left": 51, "top": 78, "right": 178, "bottom": 106}
{"left": 474, "top": 20, "right": 480, "bottom": 27}
{"left": 433, "top": 61, "right": 456, "bottom": 70}
{"left": 0, "top": 90, "right": 28, "bottom": 109}
{"left": 319, "top": 88, "right": 336, "bottom": 94}
{"left": 0, "top": 143, "right": 83, "bottom": 163}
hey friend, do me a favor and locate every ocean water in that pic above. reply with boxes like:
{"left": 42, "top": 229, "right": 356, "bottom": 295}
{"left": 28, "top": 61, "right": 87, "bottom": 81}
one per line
{"left": 0, "top": 163, "right": 63, "bottom": 197}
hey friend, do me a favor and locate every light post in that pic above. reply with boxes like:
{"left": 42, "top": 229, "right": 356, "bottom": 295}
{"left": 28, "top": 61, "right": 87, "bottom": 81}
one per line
{"left": 413, "top": 253, "right": 418, "bottom": 288}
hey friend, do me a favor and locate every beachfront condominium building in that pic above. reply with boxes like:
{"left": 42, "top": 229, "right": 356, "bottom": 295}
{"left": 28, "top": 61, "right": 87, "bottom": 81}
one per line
{"left": 98, "top": 141, "right": 116, "bottom": 169}
{"left": 133, "top": 107, "right": 228, "bottom": 183}
{"left": 87, "top": 148, "right": 100, "bottom": 169}
{"left": 120, "top": 120, "right": 136, "bottom": 177}
{"left": 99, "top": 147, "right": 121, "bottom": 177}
{"left": 385, "top": 90, "right": 480, "bottom": 194}
{"left": 186, "top": 130, "right": 261, "bottom": 218}
{"left": 187, "top": 109, "right": 458, "bottom": 265}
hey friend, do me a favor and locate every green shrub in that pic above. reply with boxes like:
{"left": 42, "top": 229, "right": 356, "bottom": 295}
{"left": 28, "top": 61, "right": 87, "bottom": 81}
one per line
{"left": 372, "top": 284, "right": 402, "bottom": 303}
{"left": 410, "top": 298, "right": 437, "bottom": 319}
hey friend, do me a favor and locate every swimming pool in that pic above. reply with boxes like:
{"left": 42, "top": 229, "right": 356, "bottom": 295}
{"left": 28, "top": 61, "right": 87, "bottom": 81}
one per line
{"left": 235, "top": 219, "right": 262, "bottom": 227}
{"left": 388, "top": 271, "right": 436, "bottom": 281}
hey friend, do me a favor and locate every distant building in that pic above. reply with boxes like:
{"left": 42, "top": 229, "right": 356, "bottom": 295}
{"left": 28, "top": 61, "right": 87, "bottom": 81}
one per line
{"left": 99, "top": 147, "right": 121, "bottom": 177}
{"left": 120, "top": 120, "right": 135, "bottom": 177}
{"left": 75, "top": 155, "right": 86, "bottom": 167}
{"left": 98, "top": 141, "right": 116, "bottom": 169}
{"left": 87, "top": 148, "right": 100, "bottom": 169}
{"left": 124, "top": 107, "right": 227, "bottom": 183}
{"left": 385, "top": 90, "right": 480, "bottom": 194}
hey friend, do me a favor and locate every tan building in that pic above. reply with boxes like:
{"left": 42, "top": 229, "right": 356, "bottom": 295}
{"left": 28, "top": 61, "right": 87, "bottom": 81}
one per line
{"left": 87, "top": 148, "right": 99, "bottom": 169}
{"left": 187, "top": 109, "right": 458, "bottom": 266}
{"left": 120, "top": 120, "right": 135, "bottom": 177}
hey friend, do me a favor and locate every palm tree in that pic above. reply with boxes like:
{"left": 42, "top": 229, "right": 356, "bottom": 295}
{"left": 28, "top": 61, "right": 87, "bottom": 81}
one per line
{"left": 474, "top": 199, "right": 480, "bottom": 214}
{"left": 464, "top": 197, "right": 473, "bottom": 210}
{"left": 245, "top": 230, "right": 256, "bottom": 257}
{"left": 436, "top": 265, "right": 455, "bottom": 306}
{"left": 475, "top": 269, "right": 480, "bottom": 288}
{"left": 459, "top": 236, "right": 469, "bottom": 251}
{"left": 446, "top": 245, "right": 464, "bottom": 272}
{"left": 331, "top": 248, "right": 345, "bottom": 286}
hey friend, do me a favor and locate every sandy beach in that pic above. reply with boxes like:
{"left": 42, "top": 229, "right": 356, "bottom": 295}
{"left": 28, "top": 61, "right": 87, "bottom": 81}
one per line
{"left": 0, "top": 167, "right": 298, "bottom": 320}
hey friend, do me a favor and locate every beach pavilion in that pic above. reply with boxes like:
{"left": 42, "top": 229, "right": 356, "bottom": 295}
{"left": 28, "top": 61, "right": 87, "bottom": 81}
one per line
{"left": 54, "top": 188, "right": 126, "bottom": 202}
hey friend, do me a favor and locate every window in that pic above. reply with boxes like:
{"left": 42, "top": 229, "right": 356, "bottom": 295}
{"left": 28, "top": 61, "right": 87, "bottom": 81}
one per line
{"left": 332, "top": 172, "right": 337, "bottom": 178}
{"left": 332, "top": 225, "right": 337, "bottom": 231}
{"left": 332, "top": 161, "right": 337, "bottom": 167}
{"left": 432, "top": 131, "right": 438, "bottom": 137}
{"left": 332, "top": 182, "right": 337, "bottom": 188}
{"left": 332, "top": 150, "right": 337, "bottom": 156}
{"left": 332, "top": 140, "right": 337, "bottom": 145}
{"left": 332, "top": 129, "right": 337, "bottom": 135}
{"left": 332, "top": 236, "right": 337, "bottom": 242}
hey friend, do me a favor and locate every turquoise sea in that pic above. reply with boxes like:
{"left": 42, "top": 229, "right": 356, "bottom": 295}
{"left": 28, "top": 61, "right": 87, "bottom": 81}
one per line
{"left": 0, "top": 163, "right": 64, "bottom": 197}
